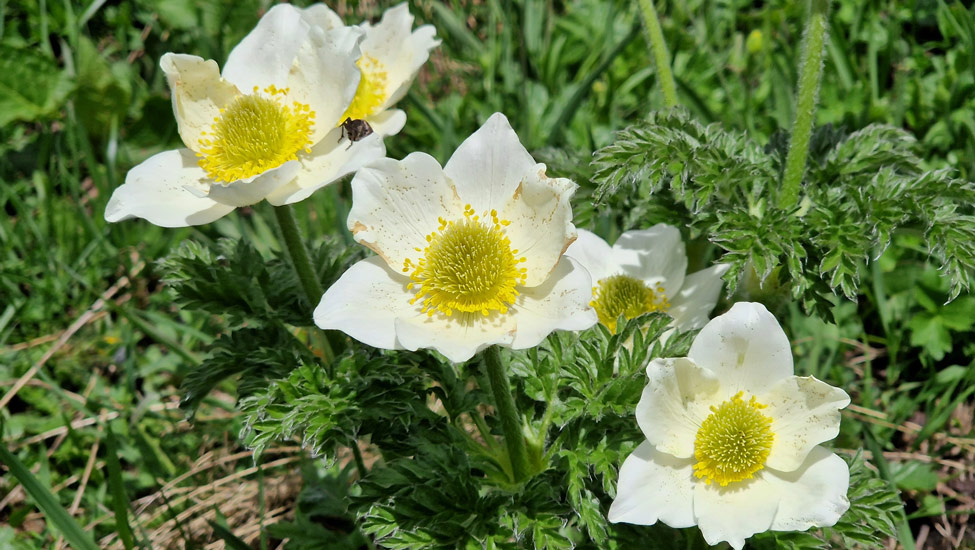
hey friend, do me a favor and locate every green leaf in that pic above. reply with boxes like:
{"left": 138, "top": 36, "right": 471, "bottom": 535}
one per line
{"left": 907, "top": 314, "right": 952, "bottom": 360}
{"left": 890, "top": 461, "right": 939, "bottom": 492}
{"left": 0, "top": 45, "right": 73, "bottom": 126}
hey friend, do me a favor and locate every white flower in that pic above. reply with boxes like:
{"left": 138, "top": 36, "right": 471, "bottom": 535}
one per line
{"left": 565, "top": 225, "right": 728, "bottom": 333}
{"left": 608, "top": 302, "right": 851, "bottom": 549}
{"left": 314, "top": 113, "right": 597, "bottom": 362}
{"left": 105, "top": 4, "right": 386, "bottom": 227}
{"left": 294, "top": 2, "right": 440, "bottom": 137}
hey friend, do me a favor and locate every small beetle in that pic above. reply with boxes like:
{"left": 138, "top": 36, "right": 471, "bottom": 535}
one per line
{"left": 339, "top": 117, "right": 374, "bottom": 149}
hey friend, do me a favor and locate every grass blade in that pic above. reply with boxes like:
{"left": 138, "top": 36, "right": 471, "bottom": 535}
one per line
{"left": 208, "top": 520, "right": 252, "bottom": 550}
{"left": 0, "top": 445, "right": 101, "bottom": 550}
{"left": 104, "top": 426, "right": 137, "bottom": 550}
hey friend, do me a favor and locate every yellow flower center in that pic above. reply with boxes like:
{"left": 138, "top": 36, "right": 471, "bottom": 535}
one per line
{"left": 693, "top": 391, "right": 775, "bottom": 487}
{"left": 404, "top": 205, "right": 527, "bottom": 317}
{"left": 591, "top": 274, "right": 669, "bottom": 332}
{"left": 339, "top": 55, "right": 389, "bottom": 122}
{"left": 198, "top": 85, "right": 315, "bottom": 184}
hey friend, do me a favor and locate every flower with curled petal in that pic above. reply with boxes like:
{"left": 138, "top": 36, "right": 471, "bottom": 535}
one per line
{"left": 105, "top": 4, "right": 386, "bottom": 227}
{"left": 609, "top": 302, "right": 851, "bottom": 549}
{"left": 314, "top": 113, "right": 597, "bottom": 363}
{"left": 565, "top": 226, "right": 728, "bottom": 334}
{"left": 291, "top": 2, "right": 440, "bottom": 137}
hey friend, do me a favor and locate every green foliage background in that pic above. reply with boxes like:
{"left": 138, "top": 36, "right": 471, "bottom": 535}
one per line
{"left": 1, "top": 0, "right": 974, "bottom": 548}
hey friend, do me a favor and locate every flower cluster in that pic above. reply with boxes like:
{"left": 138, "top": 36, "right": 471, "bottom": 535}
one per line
{"left": 104, "top": 3, "right": 854, "bottom": 547}
{"left": 105, "top": 2, "right": 437, "bottom": 227}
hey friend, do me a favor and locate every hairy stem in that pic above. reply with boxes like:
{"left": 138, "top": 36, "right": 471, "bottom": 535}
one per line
{"left": 637, "top": 0, "right": 678, "bottom": 108}
{"left": 482, "top": 346, "right": 530, "bottom": 482}
{"left": 272, "top": 204, "right": 342, "bottom": 359}
{"left": 779, "top": 0, "right": 830, "bottom": 210}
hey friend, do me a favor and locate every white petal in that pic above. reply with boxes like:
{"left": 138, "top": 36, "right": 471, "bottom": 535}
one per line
{"left": 160, "top": 53, "right": 239, "bottom": 153}
{"left": 394, "top": 312, "right": 515, "bottom": 363}
{"left": 637, "top": 358, "right": 721, "bottom": 459}
{"left": 266, "top": 129, "right": 386, "bottom": 206}
{"left": 298, "top": 3, "right": 343, "bottom": 31}
{"left": 509, "top": 257, "right": 597, "bottom": 349}
{"left": 347, "top": 152, "right": 460, "bottom": 271}
{"left": 498, "top": 168, "right": 578, "bottom": 287}
{"left": 693, "top": 476, "right": 779, "bottom": 550}
{"left": 767, "top": 447, "right": 850, "bottom": 531}
{"left": 563, "top": 229, "right": 619, "bottom": 283}
{"left": 314, "top": 256, "right": 415, "bottom": 351}
{"left": 667, "top": 264, "right": 729, "bottom": 331}
{"left": 688, "top": 302, "right": 793, "bottom": 396}
{"left": 608, "top": 441, "right": 696, "bottom": 528}
{"left": 383, "top": 23, "right": 439, "bottom": 107}
{"left": 365, "top": 109, "right": 407, "bottom": 137}
{"left": 761, "top": 376, "right": 851, "bottom": 472}
{"left": 105, "top": 149, "right": 234, "bottom": 227}
{"left": 222, "top": 4, "right": 310, "bottom": 93}
{"left": 207, "top": 160, "right": 299, "bottom": 207}
{"left": 612, "top": 224, "right": 687, "bottom": 299}
{"left": 359, "top": 3, "right": 440, "bottom": 108}
{"left": 443, "top": 113, "right": 536, "bottom": 214}
{"left": 287, "top": 25, "right": 365, "bottom": 143}
{"left": 692, "top": 446, "right": 851, "bottom": 549}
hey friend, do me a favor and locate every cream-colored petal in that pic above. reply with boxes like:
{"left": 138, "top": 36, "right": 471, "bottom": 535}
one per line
{"left": 359, "top": 3, "right": 440, "bottom": 109}
{"left": 222, "top": 4, "right": 310, "bottom": 93}
{"left": 761, "top": 376, "right": 850, "bottom": 472}
{"left": 314, "top": 256, "right": 416, "bottom": 351}
{"left": 298, "top": 3, "right": 343, "bottom": 31}
{"left": 394, "top": 311, "right": 515, "bottom": 364}
{"left": 692, "top": 446, "right": 850, "bottom": 549}
{"left": 287, "top": 25, "right": 364, "bottom": 143}
{"left": 693, "top": 476, "right": 779, "bottom": 550}
{"left": 105, "top": 149, "right": 234, "bottom": 227}
{"left": 608, "top": 441, "right": 696, "bottom": 528}
{"left": 206, "top": 160, "right": 299, "bottom": 207}
{"left": 688, "top": 302, "right": 794, "bottom": 396}
{"left": 383, "top": 23, "right": 439, "bottom": 107}
{"left": 508, "top": 257, "right": 597, "bottom": 349}
{"left": 612, "top": 224, "right": 687, "bottom": 299}
{"left": 160, "top": 53, "right": 239, "bottom": 153}
{"left": 498, "top": 168, "right": 577, "bottom": 287}
{"left": 364, "top": 108, "right": 407, "bottom": 137}
{"left": 563, "top": 229, "right": 619, "bottom": 284}
{"left": 636, "top": 358, "right": 721, "bottom": 459}
{"left": 767, "top": 446, "right": 850, "bottom": 531}
{"left": 347, "top": 153, "right": 461, "bottom": 271}
{"left": 266, "top": 128, "right": 386, "bottom": 206}
{"left": 667, "top": 263, "right": 729, "bottom": 331}
{"left": 443, "top": 113, "right": 537, "bottom": 214}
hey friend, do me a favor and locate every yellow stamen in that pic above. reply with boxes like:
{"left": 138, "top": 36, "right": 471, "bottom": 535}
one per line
{"left": 339, "top": 55, "right": 389, "bottom": 122}
{"left": 590, "top": 274, "right": 669, "bottom": 332}
{"left": 197, "top": 85, "right": 315, "bottom": 184}
{"left": 404, "top": 207, "right": 526, "bottom": 318}
{"left": 693, "top": 392, "right": 775, "bottom": 487}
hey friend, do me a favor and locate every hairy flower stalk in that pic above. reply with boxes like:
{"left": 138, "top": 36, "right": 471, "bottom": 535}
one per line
{"left": 637, "top": 0, "right": 678, "bottom": 108}
{"left": 482, "top": 346, "right": 530, "bottom": 482}
{"left": 779, "top": 0, "right": 831, "bottom": 210}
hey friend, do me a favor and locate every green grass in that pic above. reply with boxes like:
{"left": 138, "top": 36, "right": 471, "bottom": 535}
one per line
{"left": 2, "top": 0, "right": 974, "bottom": 548}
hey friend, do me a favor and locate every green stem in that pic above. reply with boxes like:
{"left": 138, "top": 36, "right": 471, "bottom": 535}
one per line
{"left": 273, "top": 204, "right": 324, "bottom": 303}
{"left": 272, "top": 204, "right": 343, "bottom": 358}
{"left": 482, "top": 346, "right": 530, "bottom": 482}
{"left": 637, "top": 0, "right": 678, "bottom": 108}
{"left": 779, "top": 0, "right": 830, "bottom": 210}
{"left": 351, "top": 442, "right": 368, "bottom": 479}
